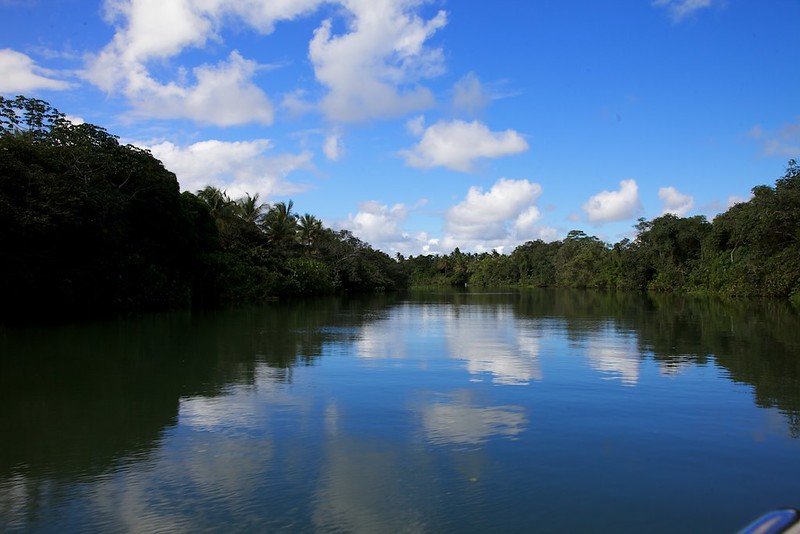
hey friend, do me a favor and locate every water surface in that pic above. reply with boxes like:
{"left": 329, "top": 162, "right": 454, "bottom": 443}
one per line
{"left": 2, "top": 290, "right": 799, "bottom": 532}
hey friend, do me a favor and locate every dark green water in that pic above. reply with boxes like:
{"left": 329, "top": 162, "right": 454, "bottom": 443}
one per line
{"left": 1, "top": 290, "right": 799, "bottom": 532}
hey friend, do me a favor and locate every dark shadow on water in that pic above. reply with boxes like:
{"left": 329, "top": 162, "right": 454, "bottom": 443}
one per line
{"left": 0, "top": 295, "right": 400, "bottom": 480}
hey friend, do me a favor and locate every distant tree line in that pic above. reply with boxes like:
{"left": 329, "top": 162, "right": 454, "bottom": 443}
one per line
{"left": 401, "top": 159, "right": 800, "bottom": 302}
{"left": 0, "top": 96, "right": 404, "bottom": 319}
{"left": 2, "top": 96, "right": 799, "bottom": 319}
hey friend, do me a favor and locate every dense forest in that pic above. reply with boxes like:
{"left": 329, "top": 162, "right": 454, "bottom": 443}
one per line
{"left": 2, "top": 96, "right": 799, "bottom": 319}
{"left": 402, "top": 160, "right": 800, "bottom": 303}
{"left": 0, "top": 96, "right": 405, "bottom": 319}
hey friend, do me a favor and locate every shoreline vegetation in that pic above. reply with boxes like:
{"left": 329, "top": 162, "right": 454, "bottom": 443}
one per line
{"left": 2, "top": 96, "right": 799, "bottom": 320}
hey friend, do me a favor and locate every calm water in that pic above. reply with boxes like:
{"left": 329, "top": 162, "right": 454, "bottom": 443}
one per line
{"left": 1, "top": 290, "right": 799, "bottom": 533}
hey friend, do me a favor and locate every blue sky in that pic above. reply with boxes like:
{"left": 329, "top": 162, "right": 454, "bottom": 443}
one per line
{"left": 2, "top": 0, "right": 798, "bottom": 256}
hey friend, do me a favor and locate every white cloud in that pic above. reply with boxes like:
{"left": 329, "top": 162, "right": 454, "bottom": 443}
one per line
{"left": 337, "top": 199, "right": 432, "bottom": 255}
{"left": 88, "top": 0, "right": 451, "bottom": 125}
{"left": 323, "top": 131, "right": 344, "bottom": 161}
{"left": 88, "top": 44, "right": 272, "bottom": 126}
{"left": 582, "top": 179, "right": 642, "bottom": 224}
{"left": 128, "top": 52, "right": 274, "bottom": 125}
{"left": 343, "top": 200, "right": 408, "bottom": 242}
{"left": 219, "top": 0, "right": 328, "bottom": 34}
{"left": 446, "top": 179, "right": 542, "bottom": 240}
{"left": 86, "top": 0, "right": 327, "bottom": 125}
{"left": 442, "top": 178, "right": 557, "bottom": 252}
{"left": 144, "top": 139, "right": 313, "bottom": 200}
{"left": 452, "top": 71, "right": 489, "bottom": 116}
{"left": 308, "top": 1, "right": 447, "bottom": 122}
{"left": 749, "top": 120, "right": 800, "bottom": 158}
{"left": 653, "top": 0, "right": 714, "bottom": 22}
{"left": 0, "top": 48, "right": 72, "bottom": 92}
{"left": 100, "top": 0, "right": 213, "bottom": 63}
{"left": 514, "top": 206, "right": 543, "bottom": 234}
{"left": 98, "top": 0, "right": 324, "bottom": 65}
{"left": 659, "top": 186, "right": 694, "bottom": 216}
{"left": 400, "top": 120, "right": 528, "bottom": 172}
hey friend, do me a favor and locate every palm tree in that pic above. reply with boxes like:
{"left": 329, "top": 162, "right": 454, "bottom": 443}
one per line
{"left": 235, "top": 192, "right": 267, "bottom": 225}
{"left": 262, "top": 200, "right": 299, "bottom": 254}
{"left": 196, "top": 186, "right": 245, "bottom": 245}
{"left": 298, "top": 213, "right": 323, "bottom": 250}
{"left": 196, "top": 186, "right": 232, "bottom": 219}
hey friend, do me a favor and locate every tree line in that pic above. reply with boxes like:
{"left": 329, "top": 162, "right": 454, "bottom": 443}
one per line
{"left": 2, "top": 95, "right": 798, "bottom": 319}
{"left": 402, "top": 159, "right": 800, "bottom": 303}
{"left": 0, "top": 96, "right": 404, "bottom": 319}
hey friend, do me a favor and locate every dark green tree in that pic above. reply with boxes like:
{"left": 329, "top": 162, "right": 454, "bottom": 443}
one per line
{"left": 634, "top": 214, "right": 711, "bottom": 291}
{"left": 553, "top": 230, "right": 612, "bottom": 288}
{"left": 262, "top": 200, "right": 299, "bottom": 256}
{"left": 0, "top": 97, "right": 197, "bottom": 316}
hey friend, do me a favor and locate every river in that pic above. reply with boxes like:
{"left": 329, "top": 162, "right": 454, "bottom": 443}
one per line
{"left": 1, "top": 289, "right": 799, "bottom": 532}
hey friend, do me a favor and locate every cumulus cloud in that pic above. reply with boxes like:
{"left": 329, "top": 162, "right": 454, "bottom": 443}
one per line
{"left": 514, "top": 206, "right": 544, "bottom": 234}
{"left": 239, "top": 0, "right": 331, "bottom": 32}
{"left": 337, "top": 199, "right": 433, "bottom": 256}
{"left": 400, "top": 120, "right": 528, "bottom": 172}
{"left": 98, "top": 0, "right": 324, "bottom": 66}
{"left": 123, "top": 52, "right": 274, "bottom": 125}
{"left": 308, "top": 1, "right": 447, "bottom": 122}
{"left": 749, "top": 121, "right": 800, "bottom": 158}
{"left": 447, "top": 179, "right": 542, "bottom": 240}
{"left": 87, "top": 0, "right": 450, "bottom": 125}
{"left": 0, "top": 48, "right": 72, "bottom": 92}
{"left": 99, "top": 0, "right": 212, "bottom": 64}
{"left": 659, "top": 186, "right": 694, "bottom": 216}
{"left": 343, "top": 200, "right": 409, "bottom": 242}
{"left": 88, "top": 48, "right": 272, "bottom": 128}
{"left": 144, "top": 139, "right": 313, "bottom": 200}
{"left": 86, "top": 0, "right": 327, "bottom": 125}
{"left": 582, "top": 179, "right": 642, "bottom": 224}
{"left": 442, "top": 178, "right": 557, "bottom": 252}
{"left": 653, "top": 0, "right": 714, "bottom": 22}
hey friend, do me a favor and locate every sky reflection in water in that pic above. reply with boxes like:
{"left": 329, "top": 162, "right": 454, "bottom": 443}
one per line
{"left": 1, "top": 291, "right": 799, "bottom": 532}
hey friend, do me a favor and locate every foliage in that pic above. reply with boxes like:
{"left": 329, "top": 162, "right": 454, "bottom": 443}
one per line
{"left": 1, "top": 96, "right": 196, "bottom": 317}
{"left": 510, "top": 240, "right": 559, "bottom": 287}
{"left": 0, "top": 96, "right": 405, "bottom": 319}
{"left": 398, "top": 160, "right": 800, "bottom": 299}
{"left": 2, "top": 96, "right": 799, "bottom": 320}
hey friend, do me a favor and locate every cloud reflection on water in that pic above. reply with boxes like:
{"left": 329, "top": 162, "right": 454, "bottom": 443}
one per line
{"left": 584, "top": 327, "right": 641, "bottom": 386}
{"left": 446, "top": 306, "right": 543, "bottom": 386}
{"left": 417, "top": 390, "right": 528, "bottom": 446}
{"left": 312, "top": 439, "right": 433, "bottom": 534}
